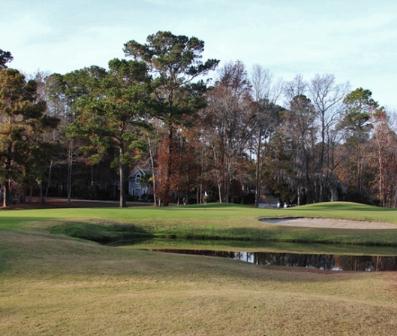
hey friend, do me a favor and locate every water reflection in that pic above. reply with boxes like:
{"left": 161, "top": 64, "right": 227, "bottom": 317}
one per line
{"left": 153, "top": 249, "right": 397, "bottom": 272}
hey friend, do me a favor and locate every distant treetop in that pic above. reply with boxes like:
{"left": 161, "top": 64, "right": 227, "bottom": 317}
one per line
{"left": 0, "top": 49, "right": 13, "bottom": 69}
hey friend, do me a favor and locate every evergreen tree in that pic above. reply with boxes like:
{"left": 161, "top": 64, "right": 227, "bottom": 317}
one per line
{"left": 124, "top": 31, "right": 219, "bottom": 205}
{"left": 69, "top": 60, "right": 152, "bottom": 207}
{"left": 0, "top": 67, "right": 58, "bottom": 206}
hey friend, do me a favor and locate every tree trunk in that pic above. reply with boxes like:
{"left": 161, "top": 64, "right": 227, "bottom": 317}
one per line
{"left": 2, "top": 184, "right": 7, "bottom": 208}
{"left": 297, "top": 187, "right": 301, "bottom": 206}
{"left": 330, "top": 186, "right": 338, "bottom": 202}
{"left": 212, "top": 145, "right": 223, "bottom": 203}
{"left": 225, "top": 159, "right": 232, "bottom": 203}
{"left": 3, "top": 153, "right": 11, "bottom": 207}
{"left": 29, "top": 185, "right": 33, "bottom": 203}
{"left": 67, "top": 140, "right": 73, "bottom": 203}
{"left": 199, "top": 147, "right": 204, "bottom": 204}
{"left": 376, "top": 138, "right": 385, "bottom": 207}
{"left": 39, "top": 180, "right": 45, "bottom": 204}
{"left": 255, "top": 130, "right": 262, "bottom": 207}
{"left": 45, "top": 160, "right": 53, "bottom": 200}
{"left": 119, "top": 146, "right": 126, "bottom": 208}
{"left": 147, "top": 137, "right": 157, "bottom": 207}
{"left": 320, "top": 115, "right": 325, "bottom": 170}
{"left": 90, "top": 166, "right": 94, "bottom": 187}
{"left": 163, "top": 125, "right": 173, "bottom": 206}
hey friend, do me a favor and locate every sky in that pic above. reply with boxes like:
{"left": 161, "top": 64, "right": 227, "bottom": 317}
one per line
{"left": 1, "top": 0, "right": 397, "bottom": 108}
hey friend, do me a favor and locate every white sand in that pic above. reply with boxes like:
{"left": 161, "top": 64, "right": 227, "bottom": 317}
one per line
{"left": 262, "top": 217, "right": 397, "bottom": 229}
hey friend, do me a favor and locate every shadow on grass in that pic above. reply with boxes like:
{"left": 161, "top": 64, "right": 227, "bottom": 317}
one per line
{"left": 49, "top": 221, "right": 397, "bottom": 248}
{"left": 50, "top": 223, "right": 154, "bottom": 245}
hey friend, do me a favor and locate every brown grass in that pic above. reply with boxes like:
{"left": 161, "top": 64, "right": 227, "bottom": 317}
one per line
{"left": 1, "top": 231, "right": 397, "bottom": 335}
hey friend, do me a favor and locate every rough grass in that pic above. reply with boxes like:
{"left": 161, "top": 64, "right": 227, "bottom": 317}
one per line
{"left": 1, "top": 202, "right": 397, "bottom": 335}
{"left": 1, "top": 231, "right": 397, "bottom": 336}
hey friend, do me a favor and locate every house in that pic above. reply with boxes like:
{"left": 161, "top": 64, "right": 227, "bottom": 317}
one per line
{"left": 128, "top": 167, "right": 152, "bottom": 199}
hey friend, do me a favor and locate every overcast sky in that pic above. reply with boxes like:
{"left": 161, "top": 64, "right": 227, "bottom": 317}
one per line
{"left": 1, "top": 0, "right": 397, "bottom": 108}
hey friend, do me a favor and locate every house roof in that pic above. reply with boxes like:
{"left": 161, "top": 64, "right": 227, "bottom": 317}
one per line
{"left": 129, "top": 166, "right": 151, "bottom": 177}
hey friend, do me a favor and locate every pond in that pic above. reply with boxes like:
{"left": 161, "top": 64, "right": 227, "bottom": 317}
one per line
{"left": 151, "top": 249, "right": 397, "bottom": 272}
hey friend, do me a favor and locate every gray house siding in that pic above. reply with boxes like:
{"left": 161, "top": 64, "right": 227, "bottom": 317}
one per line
{"left": 128, "top": 167, "right": 151, "bottom": 198}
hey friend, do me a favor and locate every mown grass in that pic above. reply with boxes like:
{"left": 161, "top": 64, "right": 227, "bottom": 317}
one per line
{"left": 1, "top": 230, "right": 397, "bottom": 336}
{"left": 1, "top": 201, "right": 395, "bottom": 247}
{"left": 1, "top": 202, "right": 397, "bottom": 335}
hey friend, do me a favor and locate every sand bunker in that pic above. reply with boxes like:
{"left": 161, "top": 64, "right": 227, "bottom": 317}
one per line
{"left": 261, "top": 217, "right": 397, "bottom": 229}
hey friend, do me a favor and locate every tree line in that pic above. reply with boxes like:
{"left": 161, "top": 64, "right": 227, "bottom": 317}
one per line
{"left": 1, "top": 31, "right": 396, "bottom": 208}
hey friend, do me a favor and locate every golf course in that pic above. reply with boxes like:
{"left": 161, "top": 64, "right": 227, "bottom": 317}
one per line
{"left": 0, "top": 201, "right": 397, "bottom": 335}
{"left": 3, "top": 2, "right": 397, "bottom": 333}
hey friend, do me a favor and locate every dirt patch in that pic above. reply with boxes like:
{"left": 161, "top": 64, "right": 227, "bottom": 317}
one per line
{"left": 261, "top": 217, "right": 397, "bottom": 229}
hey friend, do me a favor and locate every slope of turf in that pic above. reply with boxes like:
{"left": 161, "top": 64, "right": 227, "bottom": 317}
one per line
{"left": 1, "top": 202, "right": 397, "bottom": 335}
{"left": 1, "top": 230, "right": 397, "bottom": 336}
{"left": 1, "top": 201, "right": 397, "bottom": 247}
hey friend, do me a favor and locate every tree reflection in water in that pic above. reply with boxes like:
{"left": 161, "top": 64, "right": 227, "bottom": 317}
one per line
{"left": 154, "top": 249, "right": 397, "bottom": 272}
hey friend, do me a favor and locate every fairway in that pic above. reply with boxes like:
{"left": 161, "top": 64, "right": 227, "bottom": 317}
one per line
{"left": 3, "top": 5, "right": 397, "bottom": 334}
{"left": 2, "top": 201, "right": 397, "bottom": 246}
{"left": 1, "top": 202, "right": 397, "bottom": 335}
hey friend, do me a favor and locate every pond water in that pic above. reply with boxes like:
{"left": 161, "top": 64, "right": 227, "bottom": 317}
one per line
{"left": 152, "top": 249, "right": 397, "bottom": 272}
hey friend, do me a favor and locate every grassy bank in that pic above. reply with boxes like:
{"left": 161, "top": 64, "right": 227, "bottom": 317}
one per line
{"left": 1, "top": 202, "right": 397, "bottom": 335}
{"left": 1, "top": 201, "right": 396, "bottom": 247}
{"left": 1, "top": 230, "right": 397, "bottom": 336}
